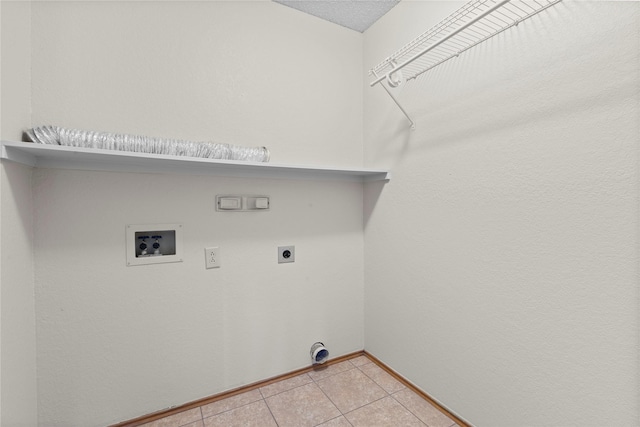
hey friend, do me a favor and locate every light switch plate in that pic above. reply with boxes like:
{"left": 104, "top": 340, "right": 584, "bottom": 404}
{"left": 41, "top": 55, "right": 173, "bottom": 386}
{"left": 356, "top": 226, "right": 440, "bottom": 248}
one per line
{"left": 216, "top": 195, "right": 270, "bottom": 212}
{"left": 218, "top": 197, "right": 242, "bottom": 210}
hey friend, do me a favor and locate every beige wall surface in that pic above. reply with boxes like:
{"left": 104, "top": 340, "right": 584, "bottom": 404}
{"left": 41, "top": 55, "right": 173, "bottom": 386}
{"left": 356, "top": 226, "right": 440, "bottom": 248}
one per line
{"left": 31, "top": 0, "right": 363, "bottom": 167}
{"left": 34, "top": 169, "right": 365, "bottom": 426}
{"left": 28, "top": 1, "right": 365, "bottom": 426}
{"left": 363, "top": 1, "right": 639, "bottom": 426}
{"left": 1, "top": 161, "right": 36, "bottom": 427}
{"left": 2, "top": 0, "right": 639, "bottom": 426}
{"left": 0, "top": 1, "right": 37, "bottom": 426}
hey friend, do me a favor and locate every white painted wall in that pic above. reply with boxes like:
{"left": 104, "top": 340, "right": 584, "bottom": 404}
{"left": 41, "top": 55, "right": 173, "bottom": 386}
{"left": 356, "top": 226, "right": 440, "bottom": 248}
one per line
{"left": 0, "top": 1, "right": 37, "bottom": 426}
{"left": 29, "top": 1, "right": 364, "bottom": 426}
{"left": 34, "top": 170, "right": 364, "bottom": 427}
{"left": 1, "top": 2, "right": 3, "bottom": 421}
{"left": 6, "top": 1, "right": 638, "bottom": 426}
{"left": 31, "top": 0, "right": 363, "bottom": 167}
{"left": 1, "top": 0, "right": 31, "bottom": 142}
{"left": 1, "top": 162, "right": 36, "bottom": 427}
{"left": 363, "top": 1, "right": 639, "bottom": 426}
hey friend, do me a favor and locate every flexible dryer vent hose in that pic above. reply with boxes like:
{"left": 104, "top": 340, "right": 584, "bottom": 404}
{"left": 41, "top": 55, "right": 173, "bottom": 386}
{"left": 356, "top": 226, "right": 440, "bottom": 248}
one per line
{"left": 26, "top": 125, "right": 270, "bottom": 163}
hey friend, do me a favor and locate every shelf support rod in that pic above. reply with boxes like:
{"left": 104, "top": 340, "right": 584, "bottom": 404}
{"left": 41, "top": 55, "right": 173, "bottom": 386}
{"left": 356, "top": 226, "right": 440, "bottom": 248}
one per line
{"left": 369, "top": 0, "right": 512, "bottom": 87}
{"left": 371, "top": 70, "right": 416, "bottom": 130}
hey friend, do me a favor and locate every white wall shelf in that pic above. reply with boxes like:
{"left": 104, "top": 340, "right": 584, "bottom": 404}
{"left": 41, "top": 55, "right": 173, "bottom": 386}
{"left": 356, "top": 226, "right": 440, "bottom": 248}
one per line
{"left": 0, "top": 141, "right": 390, "bottom": 182}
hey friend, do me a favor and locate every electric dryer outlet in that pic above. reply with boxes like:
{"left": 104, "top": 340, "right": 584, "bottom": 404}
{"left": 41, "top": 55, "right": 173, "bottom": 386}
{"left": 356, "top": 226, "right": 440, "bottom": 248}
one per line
{"left": 278, "top": 246, "right": 295, "bottom": 263}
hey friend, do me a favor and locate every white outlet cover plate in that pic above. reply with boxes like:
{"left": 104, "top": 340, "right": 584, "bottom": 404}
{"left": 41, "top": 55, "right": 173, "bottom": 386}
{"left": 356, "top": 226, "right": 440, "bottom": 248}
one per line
{"left": 205, "top": 247, "right": 220, "bottom": 269}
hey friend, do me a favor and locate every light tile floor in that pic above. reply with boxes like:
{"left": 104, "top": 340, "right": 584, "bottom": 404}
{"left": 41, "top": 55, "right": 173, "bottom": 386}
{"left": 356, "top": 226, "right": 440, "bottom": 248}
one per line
{"left": 140, "top": 355, "right": 460, "bottom": 427}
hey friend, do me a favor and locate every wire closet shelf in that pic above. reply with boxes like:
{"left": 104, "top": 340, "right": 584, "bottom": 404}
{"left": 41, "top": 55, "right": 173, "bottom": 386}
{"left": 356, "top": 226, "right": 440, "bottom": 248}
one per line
{"left": 369, "top": 0, "right": 562, "bottom": 128}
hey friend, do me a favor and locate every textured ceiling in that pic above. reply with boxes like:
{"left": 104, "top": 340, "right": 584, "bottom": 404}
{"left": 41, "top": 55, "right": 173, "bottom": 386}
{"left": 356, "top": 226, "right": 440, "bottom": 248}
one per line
{"left": 273, "top": 0, "right": 400, "bottom": 33}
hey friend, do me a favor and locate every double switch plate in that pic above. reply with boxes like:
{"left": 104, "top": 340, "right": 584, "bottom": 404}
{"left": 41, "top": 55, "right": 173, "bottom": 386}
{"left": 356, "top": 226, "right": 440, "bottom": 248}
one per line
{"left": 216, "top": 195, "right": 269, "bottom": 212}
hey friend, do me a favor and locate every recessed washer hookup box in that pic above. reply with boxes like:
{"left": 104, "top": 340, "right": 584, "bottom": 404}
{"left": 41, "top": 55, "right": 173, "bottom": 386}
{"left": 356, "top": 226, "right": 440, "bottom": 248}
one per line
{"left": 126, "top": 223, "right": 183, "bottom": 266}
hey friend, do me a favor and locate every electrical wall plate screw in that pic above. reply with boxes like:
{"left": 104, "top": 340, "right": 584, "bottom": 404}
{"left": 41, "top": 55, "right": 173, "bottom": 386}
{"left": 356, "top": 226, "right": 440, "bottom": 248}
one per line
{"left": 278, "top": 245, "right": 295, "bottom": 263}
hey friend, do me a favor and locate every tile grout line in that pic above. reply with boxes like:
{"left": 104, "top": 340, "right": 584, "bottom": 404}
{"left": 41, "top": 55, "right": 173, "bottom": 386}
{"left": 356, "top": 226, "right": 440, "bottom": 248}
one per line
{"left": 310, "top": 361, "right": 351, "bottom": 421}
{"left": 130, "top": 352, "right": 463, "bottom": 427}
{"left": 313, "top": 356, "right": 387, "bottom": 424}
{"left": 388, "top": 391, "right": 431, "bottom": 427}
{"left": 200, "top": 395, "right": 263, "bottom": 421}
{"left": 364, "top": 351, "right": 468, "bottom": 427}
{"left": 260, "top": 392, "right": 281, "bottom": 427}
{"left": 340, "top": 393, "right": 389, "bottom": 417}
{"left": 306, "top": 358, "right": 360, "bottom": 420}
{"left": 201, "top": 357, "right": 449, "bottom": 427}
{"left": 261, "top": 373, "right": 313, "bottom": 400}
{"left": 323, "top": 355, "right": 428, "bottom": 427}
{"left": 199, "top": 392, "right": 279, "bottom": 426}
{"left": 315, "top": 414, "right": 355, "bottom": 427}
{"left": 313, "top": 358, "right": 396, "bottom": 424}
{"left": 353, "top": 361, "right": 431, "bottom": 426}
{"left": 356, "top": 362, "right": 431, "bottom": 427}
{"left": 355, "top": 360, "right": 405, "bottom": 395}
{"left": 172, "top": 407, "right": 204, "bottom": 427}
{"left": 116, "top": 352, "right": 365, "bottom": 427}
{"left": 261, "top": 369, "right": 353, "bottom": 427}
{"left": 309, "top": 359, "right": 358, "bottom": 383}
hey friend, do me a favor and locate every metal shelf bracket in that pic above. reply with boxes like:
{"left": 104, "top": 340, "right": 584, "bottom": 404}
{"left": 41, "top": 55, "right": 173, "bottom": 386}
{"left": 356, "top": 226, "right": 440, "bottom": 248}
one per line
{"left": 371, "top": 68, "right": 416, "bottom": 131}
